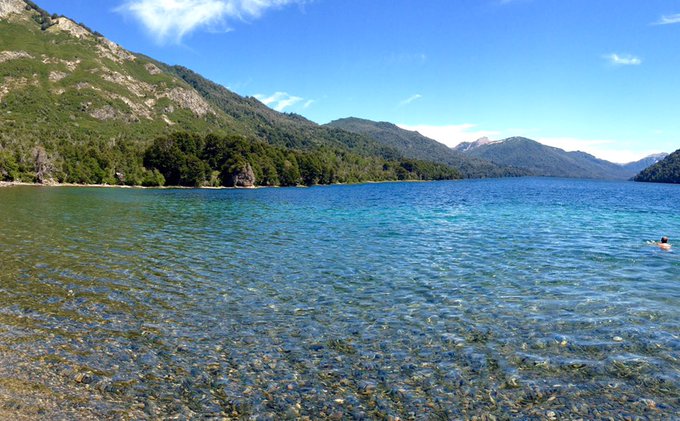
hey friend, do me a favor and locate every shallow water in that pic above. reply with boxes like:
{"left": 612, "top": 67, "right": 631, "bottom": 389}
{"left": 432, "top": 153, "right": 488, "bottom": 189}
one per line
{"left": 0, "top": 178, "right": 678, "bottom": 419}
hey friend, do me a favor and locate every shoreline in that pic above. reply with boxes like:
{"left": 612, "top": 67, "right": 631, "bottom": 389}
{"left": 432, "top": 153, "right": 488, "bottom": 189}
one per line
{"left": 0, "top": 178, "right": 442, "bottom": 190}
{"left": 0, "top": 181, "right": 259, "bottom": 190}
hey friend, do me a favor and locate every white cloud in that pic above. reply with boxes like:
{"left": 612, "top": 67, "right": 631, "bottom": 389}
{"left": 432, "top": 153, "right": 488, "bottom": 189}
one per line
{"left": 604, "top": 53, "right": 641, "bottom": 66}
{"left": 254, "top": 91, "right": 304, "bottom": 111}
{"left": 396, "top": 123, "right": 501, "bottom": 148}
{"left": 654, "top": 13, "right": 680, "bottom": 25}
{"left": 399, "top": 94, "right": 422, "bottom": 107}
{"left": 303, "top": 99, "right": 315, "bottom": 108}
{"left": 117, "top": 0, "right": 306, "bottom": 43}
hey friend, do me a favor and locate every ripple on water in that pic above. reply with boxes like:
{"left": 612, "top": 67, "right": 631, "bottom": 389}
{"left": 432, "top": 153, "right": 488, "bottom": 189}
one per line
{"left": 0, "top": 179, "right": 678, "bottom": 418}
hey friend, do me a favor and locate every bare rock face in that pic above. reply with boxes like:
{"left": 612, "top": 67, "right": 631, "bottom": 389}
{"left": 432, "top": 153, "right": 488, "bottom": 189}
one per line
{"left": 89, "top": 105, "right": 118, "bottom": 121}
{"left": 98, "top": 68, "right": 153, "bottom": 97}
{"left": 145, "top": 63, "right": 162, "bottom": 75}
{"left": 33, "top": 145, "right": 55, "bottom": 184}
{"left": 163, "top": 87, "right": 213, "bottom": 117}
{"left": 231, "top": 163, "right": 256, "bottom": 187}
{"left": 97, "top": 39, "right": 136, "bottom": 63}
{"left": 49, "top": 17, "right": 91, "bottom": 39}
{"left": 49, "top": 71, "right": 68, "bottom": 82}
{"left": 42, "top": 55, "right": 81, "bottom": 71}
{"left": 0, "top": 0, "right": 24, "bottom": 19}
{"left": 0, "top": 50, "right": 33, "bottom": 63}
{"left": 0, "top": 75, "right": 38, "bottom": 101}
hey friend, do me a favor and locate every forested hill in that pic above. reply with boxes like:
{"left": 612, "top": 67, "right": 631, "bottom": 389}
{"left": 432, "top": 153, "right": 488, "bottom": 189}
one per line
{"left": 621, "top": 153, "right": 668, "bottom": 174}
{"left": 634, "top": 149, "right": 680, "bottom": 184}
{"left": 326, "top": 118, "right": 530, "bottom": 179}
{"left": 0, "top": 0, "right": 462, "bottom": 186}
{"left": 455, "top": 136, "right": 664, "bottom": 180}
{"left": 163, "top": 66, "right": 400, "bottom": 159}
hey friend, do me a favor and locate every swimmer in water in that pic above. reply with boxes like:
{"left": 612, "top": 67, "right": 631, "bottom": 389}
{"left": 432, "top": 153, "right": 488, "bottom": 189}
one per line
{"left": 658, "top": 236, "right": 671, "bottom": 251}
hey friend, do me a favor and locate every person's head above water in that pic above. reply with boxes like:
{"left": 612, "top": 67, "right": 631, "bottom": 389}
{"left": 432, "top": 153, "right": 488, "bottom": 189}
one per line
{"left": 661, "top": 237, "right": 669, "bottom": 244}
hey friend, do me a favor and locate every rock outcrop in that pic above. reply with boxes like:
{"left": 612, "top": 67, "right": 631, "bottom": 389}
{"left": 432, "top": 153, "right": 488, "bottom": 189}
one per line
{"left": 96, "top": 38, "right": 136, "bottom": 63}
{"left": 163, "top": 87, "right": 213, "bottom": 117}
{"left": 49, "top": 17, "right": 91, "bottom": 39}
{"left": 231, "top": 163, "right": 256, "bottom": 187}
{"left": 0, "top": 50, "right": 32, "bottom": 63}
{"left": 145, "top": 63, "right": 162, "bottom": 75}
{"left": 0, "top": 0, "right": 24, "bottom": 19}
{"left": 33, "top": 145, "right": 55, "bottom": 184}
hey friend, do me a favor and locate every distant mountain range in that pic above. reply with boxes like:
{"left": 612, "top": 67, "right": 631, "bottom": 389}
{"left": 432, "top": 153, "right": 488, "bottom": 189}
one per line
{"left": 624, "top": 153, "right": 670, "bottom": 175}
{"left": 634, "top": 149, "right": 680, "bottom": 184}
{"left": 327, "top": 118, "right": 668, "bottom": 180}
{"left": 0, "top": 0, "right": 672, "bottom": 185}
{"left": 325, "top": 118, "right": 529, "bottom": 178}
{"left": 453, "top": 136, "right": 667, "bottom": 180}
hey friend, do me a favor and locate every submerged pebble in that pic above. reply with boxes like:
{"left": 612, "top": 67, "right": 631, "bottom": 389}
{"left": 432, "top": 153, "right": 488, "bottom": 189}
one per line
{"left": 0, "top": 180, "right": 678, "bottom": 419}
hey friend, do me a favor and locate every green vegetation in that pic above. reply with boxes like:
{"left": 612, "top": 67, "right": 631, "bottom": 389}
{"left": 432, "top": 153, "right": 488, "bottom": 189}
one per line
{"left": 0, "top": 3, "right": 508, "bottom": 187}
{"left": 633, "top": 149, "right": 680, "bottom": 184}
{"left": 143, "top": 132, "right": 461, "bottom": 187}
{"left": 326, "top": 118, "right": 530, "bottom": 178}
{"left": 164, "top": 65, "right": 403, "bottom": 160}
{"left": 456, "top": 136, "right": 661, "bottom": 180}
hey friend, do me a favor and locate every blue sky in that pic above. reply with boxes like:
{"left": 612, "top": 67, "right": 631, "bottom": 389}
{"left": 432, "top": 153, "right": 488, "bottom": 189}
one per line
{"left": 39, "top": 0, "right": 680, "bottom": 162}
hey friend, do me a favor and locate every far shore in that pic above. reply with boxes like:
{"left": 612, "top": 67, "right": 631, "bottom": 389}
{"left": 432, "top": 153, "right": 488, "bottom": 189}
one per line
{"left": 0, "top": 178, "right": 440, "bottom": 191}
{"left": 0, "top": 179, "right": 446, "bottom": 190}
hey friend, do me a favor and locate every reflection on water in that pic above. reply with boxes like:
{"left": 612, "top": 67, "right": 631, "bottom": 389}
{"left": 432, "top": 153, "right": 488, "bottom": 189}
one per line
{"left": 0, "top": 179, "right": 678, "bottom": 419}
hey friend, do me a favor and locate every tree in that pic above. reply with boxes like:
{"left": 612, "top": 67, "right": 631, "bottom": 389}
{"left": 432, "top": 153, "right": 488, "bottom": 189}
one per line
{"left": 0, "top": 151, "right": 19, "bottom": 181}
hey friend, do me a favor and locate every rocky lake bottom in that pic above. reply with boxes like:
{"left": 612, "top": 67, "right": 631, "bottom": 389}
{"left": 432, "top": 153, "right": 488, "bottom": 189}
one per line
{"left": 0, "top": 178, "right": 678, "bottom": 419}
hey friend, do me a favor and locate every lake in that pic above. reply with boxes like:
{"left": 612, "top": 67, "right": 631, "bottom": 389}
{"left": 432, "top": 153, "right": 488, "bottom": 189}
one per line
{"left": 0, "top": 178, "right": 678, "bottom": 419}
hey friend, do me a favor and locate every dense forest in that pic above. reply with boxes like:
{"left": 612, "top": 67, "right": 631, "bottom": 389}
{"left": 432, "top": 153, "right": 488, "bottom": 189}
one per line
{"left": 454, "top": 136, "right": 650, "bottom": 180}
{"left": 633, "top": 149, "right": 680, "bottom": 184}
{"left": 326, "top": 118, "right": 529, "bottom": 178}
{"left": 0, "top": 131, "right": 461, "bottom": 187}
{"left": 4, "top": 2, "right": 664, "bottom": 188}
{"left": 0, "top": 9, "right": 462, "bottom": 188}
{"left": 143, "top": 132, "right": 461, "bottom": 187}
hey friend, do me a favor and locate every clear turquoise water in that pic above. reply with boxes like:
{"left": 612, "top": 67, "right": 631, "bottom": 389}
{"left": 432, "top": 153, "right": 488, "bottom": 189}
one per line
{"left": 0, "top": 178, "right": 678, "bottom": 419}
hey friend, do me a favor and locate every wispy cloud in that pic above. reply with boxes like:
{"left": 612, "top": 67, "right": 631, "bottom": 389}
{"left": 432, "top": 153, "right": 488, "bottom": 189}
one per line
{"left": 399, "top": 94, "right": 422, "bottom": 107}
{"left": 255, "top": 91, "right": 304, "bottom": 111}
{"left": 117, "top": 0, "right": 307, "bottom": 43}
{"left": 653, "top": 13, "right": 680, "bottom": 25}
{"left": 604, "top": 53, "right": 641, "bottom": 66}
{"left": 396, "top": 123, "right": 501, "bottom": 148}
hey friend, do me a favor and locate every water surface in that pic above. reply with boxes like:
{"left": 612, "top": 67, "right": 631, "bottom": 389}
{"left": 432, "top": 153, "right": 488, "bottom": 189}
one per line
{"left": 0, "top": 178, "right": 678, "bottom": 419}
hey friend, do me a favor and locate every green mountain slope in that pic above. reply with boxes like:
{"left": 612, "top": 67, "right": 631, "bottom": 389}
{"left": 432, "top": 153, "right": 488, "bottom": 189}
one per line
{"left": 621, "top": 153, "right": 668, "bottom": 174}
{"left": 0, "top": 1, "right": 237, "bottom": 183}
{"left": 0, "top": 0, "right": 460, "bottom": 185}
{"left": 163, "top": 66, "right": 402, "bottom": 159}
{"left": 454, "top": 136, "right": 661, "bottom": 180}
{"left": 634, "top": 149, "right": 680, "bottom": 184}
{"left": 326, "top": 117, "right": 530, "bottom": 178}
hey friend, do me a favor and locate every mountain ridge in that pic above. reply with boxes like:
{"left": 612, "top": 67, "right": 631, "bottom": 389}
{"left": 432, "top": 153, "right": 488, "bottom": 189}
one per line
{"left": 326, "top": 117, "right": 530, "bottom": 178}
{"left": 634, "top": 149, "right": 680, "bottom": 184}
{"left": 0, "top": 1, "right": 463, "bottom": 185}
{"left": 454, "top": 136, "right": 666, "bottom": 180}
{"left": 0, "top": 0, "right": 669, "bottom": 185}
